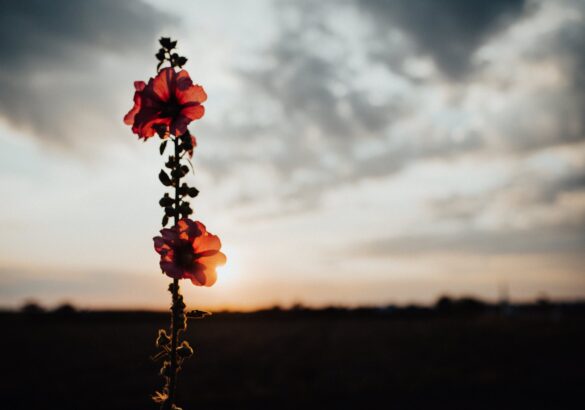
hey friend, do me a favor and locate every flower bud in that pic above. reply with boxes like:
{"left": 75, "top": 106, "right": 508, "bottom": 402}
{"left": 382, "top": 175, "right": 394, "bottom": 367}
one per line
{"left": 177, "top": 341, "right": 194, "bottom": 358}
{"left": 160, "top": 361, "right": 172, "bottom": 377}
{"left": 156, "top": 329, "right": 171, "bottom": 348}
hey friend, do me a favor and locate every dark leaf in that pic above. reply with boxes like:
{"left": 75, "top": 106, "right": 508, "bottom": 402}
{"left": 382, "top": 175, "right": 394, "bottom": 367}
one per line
{"left": 179, "top": 203, "right": 192, "bottom": 217}
{"left": 171, "top": 169, "right": 181, "bottom": 179}
{"left": 159, "top": 140, "right": 168, "bottom": 155}
{"left": 159, "top": 170, "right": 172, "bottom": 186}
{"left": 170, "top": 40, "right": 177, "bottom": 49}
{"left": 159, "top": 195, "right": 174, "bottom": 207}
{"left": 155, "top": 49, "right": 165, "bottom": 61}
{"left": 162, "top": 215, "right": 169, "bottom": 227}
{"left": 187, "top": 309, "right": 212, "bottom": 319}
{"left": 165, "top": 156, "right": 175, "bottom": 169}
{"left": 165, "top": 206, "right": 175, "bottom": 216}
{"left": 180, "top": 165, "right": 189, "bottom": 176}
{"left": 178, "top": 183, "right": 189, "bottom": 196}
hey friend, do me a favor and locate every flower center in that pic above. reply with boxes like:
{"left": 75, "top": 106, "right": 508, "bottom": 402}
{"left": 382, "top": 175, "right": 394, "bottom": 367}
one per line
{"left": 174, "top": 242, "right": 196, "bottom": 269}
{"left": 160, "top": 98, "right": 181, "bottom": 119}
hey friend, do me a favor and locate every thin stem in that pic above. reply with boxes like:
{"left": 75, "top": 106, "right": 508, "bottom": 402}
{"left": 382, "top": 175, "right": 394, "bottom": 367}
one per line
{"left": 168, "top": 278, "right": 179, "bottom": 405}
{"left": 167, "top": 136, "right": 182, "bottom": 407}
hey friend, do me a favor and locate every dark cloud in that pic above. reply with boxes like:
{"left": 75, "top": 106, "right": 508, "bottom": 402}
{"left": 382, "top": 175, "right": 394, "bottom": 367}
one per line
{"left": 0, "top": 0, "right": 174, "bottom": 146}
{"left": 550, "top": 8, "right": 585, "bottom": 147}
{"left": 225, "top": 1, "right": 491, "bottom": 213}
{"left": 357, "top": 0, "right": 527, "bottom": 78}
{"left": 219, "top": 0, "right": 585, "bottom": 220}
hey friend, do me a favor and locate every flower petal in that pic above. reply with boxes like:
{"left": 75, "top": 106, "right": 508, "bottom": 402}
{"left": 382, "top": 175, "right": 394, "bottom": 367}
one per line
{"left": 179, "top": 104, "right": 205, "bottom": 121}
{"left": 153, "top": 68, "right": 175, "bottom": 102}
{"left": 175, "top": 70, "right": 194, "bottom": 92}
{"left": 123, "top": 81, "right": 146, "bottom": 125}
{"left": 193, "top": 233, "right": 221, "bottom": 254}
{"left": 176, "top": 82, "right": 207, "bottom": 105}
{"left": 200, "top": 251, "right": 227, "bottom": 268}
{"left": 169, "top": 116, "right": 190, "bottom": 140}
{"left": 153, "top": 237, "right": 166, "bottom": 252}
{"left": 204, "top": 268, "right": 217, "bottom": 287}
{"left": 187, "top": 262, "right": 207, "bottom": 286}
{"left": 159, "top": 228, "right": 180, "bottom": 249}
{"left": 137, "top": 117, "right": 171, "bottom": 140}
{"left": 177, "top": 218, "right": 201, "bottom": 240}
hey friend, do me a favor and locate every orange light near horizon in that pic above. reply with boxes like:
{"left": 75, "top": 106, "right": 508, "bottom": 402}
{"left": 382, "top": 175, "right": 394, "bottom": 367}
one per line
{"left": 215, "top": 244, "right": 241, "bottom": 287}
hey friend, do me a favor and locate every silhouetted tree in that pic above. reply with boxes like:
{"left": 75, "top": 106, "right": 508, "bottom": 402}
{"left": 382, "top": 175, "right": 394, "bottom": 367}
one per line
{"left": 20, "top": 301, "right": 45, "bottom": 315}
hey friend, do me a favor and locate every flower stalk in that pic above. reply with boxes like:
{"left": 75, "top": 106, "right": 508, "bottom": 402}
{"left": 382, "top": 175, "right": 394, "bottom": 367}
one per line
{"left": 167, "top": 135, "right": 182, "bottom": 408}
{"left": 124, "top": 37, "right": 226, "bottom": 410}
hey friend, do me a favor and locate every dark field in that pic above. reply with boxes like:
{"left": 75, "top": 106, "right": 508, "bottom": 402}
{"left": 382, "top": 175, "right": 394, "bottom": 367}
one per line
{"left": 2, "top": 307, "right": 584, "bottom": 410}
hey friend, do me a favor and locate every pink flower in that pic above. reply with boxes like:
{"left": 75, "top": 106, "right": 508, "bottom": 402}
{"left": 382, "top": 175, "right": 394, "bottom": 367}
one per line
{"left": 124, "top": 68, "right": 207, "bottom": 140}
{"left": 153, "top": 219, "right": 226, "bottom": 286}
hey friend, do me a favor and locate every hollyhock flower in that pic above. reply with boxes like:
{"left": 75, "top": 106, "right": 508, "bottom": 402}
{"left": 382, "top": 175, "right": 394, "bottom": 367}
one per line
{"left": 124, "top": 67, "right": 207, "bottom": 140}
{"left": 153, "top": 219, "right": 226, "bottom": 286}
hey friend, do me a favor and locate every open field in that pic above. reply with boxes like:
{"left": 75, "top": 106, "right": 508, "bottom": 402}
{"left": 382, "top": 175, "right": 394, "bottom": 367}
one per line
{"left": 2, "top": 307, "right": 584, "bottom": 410}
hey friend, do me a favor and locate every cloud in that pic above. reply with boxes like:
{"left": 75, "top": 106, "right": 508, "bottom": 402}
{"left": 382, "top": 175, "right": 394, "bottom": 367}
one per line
{"left": 392, "top": 158, "right": 585, "bottom": 257}
{"left": 357, "top": 0, "right": 527, "bottom": 78}
{"left": 359, "top": 222, "right": 585, "bottom": 257}
{"left": 0, "top": 0, "right": 175, "bottom": 147}
{"left": 431, "top": 160, "right": 585, "bottom": 221}
{"left": 223, "top": 1, "right": 489, "bottom": 212}
{"left": 215, "top": 0, "right": 585, "bottom": 220}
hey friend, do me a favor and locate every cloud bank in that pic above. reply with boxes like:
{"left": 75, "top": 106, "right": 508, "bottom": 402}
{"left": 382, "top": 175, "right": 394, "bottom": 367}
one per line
{"left": 0, "top": 0, "right": 174, "bottom": 147}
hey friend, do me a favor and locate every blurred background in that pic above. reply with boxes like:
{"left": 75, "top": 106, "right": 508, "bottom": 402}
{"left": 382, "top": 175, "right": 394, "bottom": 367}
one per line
{"left": 0, "top": 0, "right": 584, "bottom": 409}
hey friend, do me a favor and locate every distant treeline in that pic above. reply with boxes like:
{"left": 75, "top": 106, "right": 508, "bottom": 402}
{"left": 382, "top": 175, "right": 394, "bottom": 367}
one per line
{"left": 1, "top": 296, "right": 585, "bottom": 321}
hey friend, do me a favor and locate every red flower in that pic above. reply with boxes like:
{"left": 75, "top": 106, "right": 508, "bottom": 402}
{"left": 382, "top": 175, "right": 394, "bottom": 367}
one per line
{"left": 124, "top": 68, "right": 207, "bottom": 140}
{"left": 153, "top": 219, "right": 226, "bottom": 286}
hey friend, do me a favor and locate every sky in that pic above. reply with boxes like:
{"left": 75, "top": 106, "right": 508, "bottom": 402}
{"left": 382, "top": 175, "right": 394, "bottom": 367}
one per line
{"left": 0, "top": 0, "right": 584, "bottom": 310}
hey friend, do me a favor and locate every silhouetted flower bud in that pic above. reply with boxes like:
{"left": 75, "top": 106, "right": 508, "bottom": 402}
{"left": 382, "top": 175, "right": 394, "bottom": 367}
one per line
{"left": 177, "top": 341, "right": 194, "bottom": 358}
{"left": 159, "top": 37, "right": 173, "bottom": 49}
{"left": 159, "top": 194, "right": 174, "bottom": 207}
{"left": 156, "top": 329, "right": 171, "bottom": 348}
{"left": 177, "top": 56, "right": 188, "bottom": 67}
{"left": 160, "top": 361, "right": 172, "bottom": 377}
{"left": 187, "top": 187, "right": 199, "bottom": 198}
